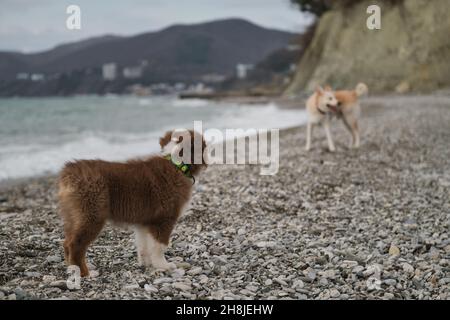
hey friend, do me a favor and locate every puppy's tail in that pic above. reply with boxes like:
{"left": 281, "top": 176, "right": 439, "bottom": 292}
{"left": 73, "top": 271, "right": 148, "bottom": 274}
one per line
{"left": 355, "top": 83, "right": 369, "bottom": 97}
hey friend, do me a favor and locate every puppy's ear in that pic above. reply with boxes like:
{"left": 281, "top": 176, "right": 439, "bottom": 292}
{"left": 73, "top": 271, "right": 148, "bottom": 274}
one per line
{"left": 316, "top": 86, "right": 324, "bottom": 95}
{"left": 159, "top": 131, "right": 173, "bottom": 148}
{"left": 324, "top": 85, "right": 332, "bottom": 91}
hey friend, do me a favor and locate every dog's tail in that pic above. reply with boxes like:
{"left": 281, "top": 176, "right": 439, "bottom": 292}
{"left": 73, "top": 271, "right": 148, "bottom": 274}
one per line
{"left": 355, "top": 83, "right": 369, "bottom": 97}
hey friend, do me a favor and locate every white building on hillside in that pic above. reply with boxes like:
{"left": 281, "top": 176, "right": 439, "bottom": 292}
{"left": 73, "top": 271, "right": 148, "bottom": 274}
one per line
{"left": 16, "top": 73, "right": 29, "bottom": 80}
{"left": 123, "top": 66, "right": 143, "bottom": 79}
{"left": 31, "top": 73, "right": 45, "bottom": 81}
{"left": 236, "top": 63, "right": 254, "bottom": 79}
{"left": 102, "top": 63, "right": 117, "bottom": 81}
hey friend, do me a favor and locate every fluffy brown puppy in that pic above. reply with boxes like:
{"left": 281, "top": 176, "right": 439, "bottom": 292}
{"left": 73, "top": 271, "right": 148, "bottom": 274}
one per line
{"left": 58, "top": 130, "right": 207, "bottom": 277}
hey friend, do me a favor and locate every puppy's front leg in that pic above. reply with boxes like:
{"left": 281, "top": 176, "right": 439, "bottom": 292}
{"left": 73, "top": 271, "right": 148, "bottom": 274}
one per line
{"left": 147, "top": 232, "right": 176, "bottom": 270}
{"left": 324, "top": 119, "right": 335, "bottom": 152}
{"left": 134, "top": 226, "right": 151, "bottom": 266}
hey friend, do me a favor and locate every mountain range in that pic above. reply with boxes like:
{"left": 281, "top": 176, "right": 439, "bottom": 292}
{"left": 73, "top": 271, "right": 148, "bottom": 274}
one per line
{"left": 0, "top": 19, "right": 296, "bottom": 94}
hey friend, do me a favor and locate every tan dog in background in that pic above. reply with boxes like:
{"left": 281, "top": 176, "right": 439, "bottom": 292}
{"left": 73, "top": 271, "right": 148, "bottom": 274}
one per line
{"left": 305, "top": 86, "right": 340, "bottom": 152}
{"left": 58, "top": 130, "right": 207, "bottom": 277}
{"left": 334, "top": 83, "right": 369, "bottom": 148}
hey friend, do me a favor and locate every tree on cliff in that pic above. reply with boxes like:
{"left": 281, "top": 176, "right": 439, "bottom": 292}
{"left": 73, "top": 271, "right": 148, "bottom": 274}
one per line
{"left": 290, "top": 0, "right": 367, "bottom": 16}
{"left": 290, "top": 0, "right": 331, "bottom": 16}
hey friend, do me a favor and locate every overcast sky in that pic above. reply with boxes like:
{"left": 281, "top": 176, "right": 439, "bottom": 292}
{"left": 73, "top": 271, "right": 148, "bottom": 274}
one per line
{"left": 0, "top": 0, "right": 314, "bottom": 53}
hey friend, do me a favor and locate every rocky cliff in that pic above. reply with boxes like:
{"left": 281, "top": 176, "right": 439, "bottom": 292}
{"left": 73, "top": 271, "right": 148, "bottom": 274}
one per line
{"left": 285, "top": 0, "right": 450, "bottom": 94}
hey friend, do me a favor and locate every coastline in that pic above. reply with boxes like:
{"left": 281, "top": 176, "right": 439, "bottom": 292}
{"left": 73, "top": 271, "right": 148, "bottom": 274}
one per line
{"left": 0, "top": 94, "right": 449, "bottom": 299}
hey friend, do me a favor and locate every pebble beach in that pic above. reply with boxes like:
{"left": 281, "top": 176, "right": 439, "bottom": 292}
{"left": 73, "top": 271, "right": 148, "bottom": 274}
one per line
{"left": 0, "top": 95, "right": 449, "bottom": 300}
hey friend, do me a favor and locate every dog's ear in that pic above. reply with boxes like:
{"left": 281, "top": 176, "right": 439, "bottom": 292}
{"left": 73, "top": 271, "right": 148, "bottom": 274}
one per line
{"left": 316, "top": 86, "right": 324, "bottom": 95}
{"left": 159, "top": 131, "right": 173, "bottom": 148}
{"left": 324, "top": 85, "right": 332, "bottom": 91}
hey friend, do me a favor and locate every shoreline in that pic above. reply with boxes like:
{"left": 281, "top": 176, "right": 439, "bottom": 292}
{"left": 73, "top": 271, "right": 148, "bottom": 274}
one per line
{"left": 0, "top": 125, "right": 303, "bottom": 192}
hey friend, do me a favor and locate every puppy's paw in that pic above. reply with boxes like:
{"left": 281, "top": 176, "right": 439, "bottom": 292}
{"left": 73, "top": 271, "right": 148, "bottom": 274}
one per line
{"left": 137, "top": 252, "right": 153, "bottom": 267}
{"left": 80, "top": 269, "right": 90, "bottom": 278}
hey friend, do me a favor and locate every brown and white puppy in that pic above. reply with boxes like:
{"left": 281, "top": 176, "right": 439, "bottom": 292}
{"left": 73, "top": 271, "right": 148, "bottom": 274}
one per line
{"left": 333, "top": 83, "right": 369, "bottom": 148}
{"left": 305, "top": 86, "right": 340, "bottom": 152}
{"left": 58, "top": 130, "right": 207, "bottom": 277}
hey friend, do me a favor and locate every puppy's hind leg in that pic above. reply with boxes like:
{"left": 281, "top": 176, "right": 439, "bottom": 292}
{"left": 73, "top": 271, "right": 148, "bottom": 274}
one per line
{"left": 68, "top": 217, "right": 105, "bottom": 277}
{"left": 58, "top": 185, "right": 76, "bottom": 264}
{"left": 66, "top": 193, "right": 108, "bottom": 277}
{"left": 63, "top": 219, "right": 74, "bottom": 264}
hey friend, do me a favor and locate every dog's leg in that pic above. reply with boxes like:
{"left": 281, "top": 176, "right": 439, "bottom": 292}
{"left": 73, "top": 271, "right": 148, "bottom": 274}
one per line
{"left": 342, "top": 116, "right": 355, "bottom": 148}
{"left": 343, "top": 112, "right": 360, "bottom": 149}
{"left": 68, "top": 219, "right": 105, "bottom": 277}
{"left": 59, "top": 191, "right": 76, "bottom": 265}
{"left": 62, "top": 216, "right": 75, "bottom": 264}
{"left": 305, "top": 122, "right": 313, "bottom": 151}
{"left": 66, "top": 197, "right": 107, "bottom": 277}
{"left": 147, "top": 223, "right": 177, "bottom": 270}
{"left": 324, "top": 119, "right": 335, "bottom": 152}
{"left": 353, "top": 121, "right": 360, "bottom": 148}
{"left": 134, "top": 226, "right": 151, "bottom": 266}
{"left": 147, "top": 233, "right": 176, "bottom": 270}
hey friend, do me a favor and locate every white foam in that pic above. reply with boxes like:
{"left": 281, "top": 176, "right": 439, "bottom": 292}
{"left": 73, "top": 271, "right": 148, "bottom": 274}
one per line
{"left": 206, "top": 103, "right": 307, "bottom": 130}
{"left": 172, "top": 98, "right": 209, "bottom": 108}
{"left": 0, "top": 133, "right": 160, "bottom": 181}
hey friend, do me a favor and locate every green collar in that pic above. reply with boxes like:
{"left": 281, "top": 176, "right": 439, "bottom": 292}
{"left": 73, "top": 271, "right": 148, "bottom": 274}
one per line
{"left": 164, "top": 154, "right": 195, "bottom": 184}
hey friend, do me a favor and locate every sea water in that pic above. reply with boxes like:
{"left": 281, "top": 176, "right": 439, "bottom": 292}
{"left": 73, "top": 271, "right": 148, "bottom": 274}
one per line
{"left": 0, "top": 95, "right": 307, "bottom": 181}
